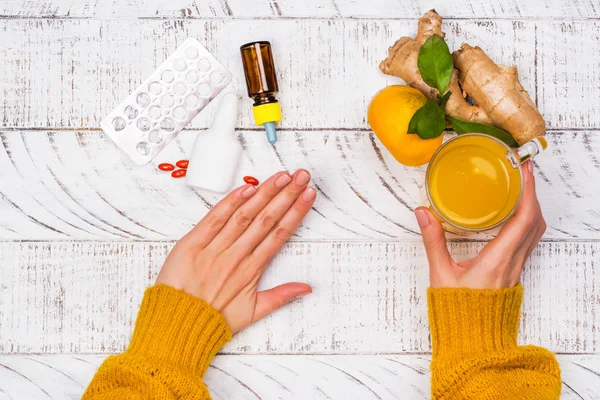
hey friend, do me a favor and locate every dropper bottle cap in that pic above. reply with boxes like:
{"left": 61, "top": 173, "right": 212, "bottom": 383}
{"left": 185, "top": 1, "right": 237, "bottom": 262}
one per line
{"left": 240, "top": 41, "right": 282, "bottom": 144}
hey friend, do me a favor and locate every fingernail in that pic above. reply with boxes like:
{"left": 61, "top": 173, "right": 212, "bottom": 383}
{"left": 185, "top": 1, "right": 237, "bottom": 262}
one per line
{"left": 241, "top": 185, "right": 257, "bottom": 199}
{"left": 415, "top": 209, "right": 430, "bottom": 228}
{"left": 527, "top": 161, "right": 534, "bottom": 173}
{"left": 302, "top": 187, "right": 316, "bottom": 202}
{"left": 295, "top": 170, "right": 311, "bottom": 186}
{"left": 275, "top": 173, "right": 292, "bottom": 188}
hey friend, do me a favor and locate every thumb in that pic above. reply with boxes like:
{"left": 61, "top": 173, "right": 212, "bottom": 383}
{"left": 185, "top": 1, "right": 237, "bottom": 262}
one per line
{"left": 253, "top": 282, "right": 312, "bottom": 322}
{"left": 414, "top": 207, "right": 452, "bottom": 271}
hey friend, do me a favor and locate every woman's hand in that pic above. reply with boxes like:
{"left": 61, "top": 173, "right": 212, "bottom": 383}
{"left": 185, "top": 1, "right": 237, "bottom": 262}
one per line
{"left": 156, "top": 169, "right": 316, "bottom": 334}
{"left": 415, "top": 161, "right": 545, "bottom": 289}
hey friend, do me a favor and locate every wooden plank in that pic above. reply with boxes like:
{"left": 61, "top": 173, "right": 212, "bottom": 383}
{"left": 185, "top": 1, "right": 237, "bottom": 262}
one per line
{"left": 1, "top": 0, "right": 598, "bottom": 19}
{"left": 329, "top": 0, "right": 600, "bottom": 20}
{"left": 0, "top": 241, "right": 597, "bottom": 354}
{"left": 0, "top": 130, "right": 597, "bottom": 241}
{"left": 0, "top": 354, "right": 597, "bottom": 399}
{"left": 0, "top": 18, "right": 539, "bottom": 130}
{"left": 538, "top": 21, "right": 600, "bottom": 130}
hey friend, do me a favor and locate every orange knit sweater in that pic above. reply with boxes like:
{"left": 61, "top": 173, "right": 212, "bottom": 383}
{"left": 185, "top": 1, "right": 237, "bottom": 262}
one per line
{"left": 83, "top": 284, "right": 561, "bottom": 399}
{"left": 428, "top": 284, "right": 561, "bottom": 399}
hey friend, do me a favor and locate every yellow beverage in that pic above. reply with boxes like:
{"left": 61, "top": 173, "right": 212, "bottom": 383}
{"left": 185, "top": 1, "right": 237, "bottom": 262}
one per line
{"left": 427, "top": 135, "right": 522, "bottom": 230}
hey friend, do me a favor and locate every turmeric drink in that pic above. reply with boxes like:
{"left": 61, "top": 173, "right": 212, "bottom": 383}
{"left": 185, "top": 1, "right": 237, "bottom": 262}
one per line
{"left": 426, "top": 134, "right": 522, "bottom": 230}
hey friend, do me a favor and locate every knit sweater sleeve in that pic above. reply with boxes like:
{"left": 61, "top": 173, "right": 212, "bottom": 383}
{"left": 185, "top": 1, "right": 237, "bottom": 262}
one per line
{"left": 82, "top": 285, "right": 231, "bottom": 400}
{"left": 427, "top": 284, "right": 562, "bottom": 399}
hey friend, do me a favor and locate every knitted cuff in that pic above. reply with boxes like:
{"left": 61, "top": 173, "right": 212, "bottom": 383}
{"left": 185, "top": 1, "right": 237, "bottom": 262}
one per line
{"left": 126, "top": 285, "right": 231, "bottom": 378}
{"left": 427, "top": 284, "right": 523, "bottom": 359}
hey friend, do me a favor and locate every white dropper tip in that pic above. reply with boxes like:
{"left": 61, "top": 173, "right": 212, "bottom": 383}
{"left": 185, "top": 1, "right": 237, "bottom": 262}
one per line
{"left": 264, "top": 121, "right": 277, "bottom": 144}
{"left": 211, "top": 92, "right": 239, "bottom": 133}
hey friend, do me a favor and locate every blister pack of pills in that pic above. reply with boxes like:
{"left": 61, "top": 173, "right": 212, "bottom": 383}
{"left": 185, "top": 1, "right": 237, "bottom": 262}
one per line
{"left": 101, "top": 38, "right": 232, "bottom": 165}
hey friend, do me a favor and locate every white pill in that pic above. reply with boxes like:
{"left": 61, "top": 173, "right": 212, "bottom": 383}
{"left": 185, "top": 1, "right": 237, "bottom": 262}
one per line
{"left": 209, "top": 70, "right": 224, "bottom": 85}
{"left": 161, "top": 94, "right": 175, "bottom": 107}
{"left": 161, "top": 118, "right": 175, "bottom": 132}
{"left": 197, "top": 58, "right": 211, "bottom": 72}
{"left": 186, "top": 70, "right": 200, "bottom": 84}
{"left": 173, "top": 82, "right": 187, "bottom": 96}
{"left": 148, "top": 105, "right": 162, "bottom": 120}
{"left": 161, "top": 70, "right": 175, "bottom": 83}
{"left": 148, "top": 82, "right": 162, "bottom": 95}
{"left": 185, "top": 94, "right": 199, "bottom": 108}
{"left": 185, "top": 46, "right": 199, "bottom": 59}
{"left": 136, "top": 93, "right": 151, "bottom": 108}
{"left": 148, "top": 130, "right": 162, "bottom": 144}
{"left": 112, "top": 116, "right": 126, "bottom": 131}
{"left": 198, "top": 83, "right": 211, "bottom": 97}
{"left": 173, "top": 106, "right": 187, "bottom": 120}
{"left": 137, "top": 117, "right": 151, "bottom": 132}
{"left": 174, "top": 58, "right": 187, "bottom": 72}
{"left": 124, "top": 105, "right": 138, "bottom": 119}
{"left": 136, "top": 142, "right": 150, "bottom": 155}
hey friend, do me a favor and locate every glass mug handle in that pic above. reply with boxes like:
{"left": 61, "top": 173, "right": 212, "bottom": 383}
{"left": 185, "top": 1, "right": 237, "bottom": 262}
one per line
{"left": 507, "top": 136, "right": 548, "bottom": 167}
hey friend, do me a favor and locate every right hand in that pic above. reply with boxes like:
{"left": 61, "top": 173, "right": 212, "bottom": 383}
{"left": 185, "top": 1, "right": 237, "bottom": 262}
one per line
{"left": 156, "top": 169, "right": 316, "bottom": 334}
{"left": 415, "top": 161, "right": 546, "bottom": 289}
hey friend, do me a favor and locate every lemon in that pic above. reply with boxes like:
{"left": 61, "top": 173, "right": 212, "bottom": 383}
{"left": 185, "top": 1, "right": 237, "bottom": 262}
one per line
{"left": 368, "top": 85, "right": 444, "bottom": 166}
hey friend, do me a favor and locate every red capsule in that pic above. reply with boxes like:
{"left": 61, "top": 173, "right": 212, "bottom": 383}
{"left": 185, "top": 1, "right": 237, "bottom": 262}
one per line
{"left": 158, "top": 163, "right": 175, "bottom": 172}
{"left": 171, "top": 169, "right": 187, "bottom": 178}
{"left": 243, "top": 176, "right": 259, "bottom": 186}
{"left": 176, "top": 159, "right": 189, "bottom": 169}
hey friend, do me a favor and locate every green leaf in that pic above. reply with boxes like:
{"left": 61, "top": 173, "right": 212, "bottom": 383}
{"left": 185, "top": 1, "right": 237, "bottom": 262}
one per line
{"left": 407, "top": 100, "right": 446, "bottom": 139}
{"left": 438, "top": 90, "right": 452, "bottom": 109}
{"left": 407, "top": 110, "right": 420, "bottom": 134}
{"left": 447, "top": 115, "right": 519, "bottom": 147}
{"left": 417, "top": 35, "right": 454, "bottom": 94}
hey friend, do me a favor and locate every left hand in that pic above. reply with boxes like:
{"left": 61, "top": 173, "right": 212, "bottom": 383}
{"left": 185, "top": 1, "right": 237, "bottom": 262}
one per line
{"left": 156, "top": 169, "right": 316, "bottom": 334}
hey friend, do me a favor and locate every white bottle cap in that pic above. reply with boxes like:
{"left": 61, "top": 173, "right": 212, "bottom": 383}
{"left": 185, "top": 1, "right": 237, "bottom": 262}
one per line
{"left": 186, "top": 92, "right": 242, "bottom": 192}
{"left": 211, "top": 92, "right": 239, "bottom": 135}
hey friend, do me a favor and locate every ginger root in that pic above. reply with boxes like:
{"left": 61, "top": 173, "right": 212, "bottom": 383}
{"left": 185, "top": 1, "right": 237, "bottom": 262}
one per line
{"left": 379, "top": 10, "right": 545, "bottom": 144}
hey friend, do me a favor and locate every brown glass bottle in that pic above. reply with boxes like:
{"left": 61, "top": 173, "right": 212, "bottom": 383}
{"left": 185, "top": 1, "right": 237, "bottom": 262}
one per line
{"left": 240, "top": 41, "right": 279, "bottom": 105}
{"left": 240, "top": 41, "right": 281, "bottom": 144}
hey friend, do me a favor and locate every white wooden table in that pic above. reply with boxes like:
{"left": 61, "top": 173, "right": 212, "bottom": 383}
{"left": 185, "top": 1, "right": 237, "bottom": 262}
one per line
{"left": 0, "top": 0, "right": 599, "bottom": 398}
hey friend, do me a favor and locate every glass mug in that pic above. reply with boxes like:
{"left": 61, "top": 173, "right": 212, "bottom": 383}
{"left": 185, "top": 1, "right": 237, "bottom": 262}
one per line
{"left": 425, "top": 133, "right": 547, "bottom": 232}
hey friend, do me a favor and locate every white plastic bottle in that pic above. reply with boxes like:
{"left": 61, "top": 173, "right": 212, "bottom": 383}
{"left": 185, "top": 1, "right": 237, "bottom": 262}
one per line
{"left": 186, "top": 92, "right": 242, "bottom": 193}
